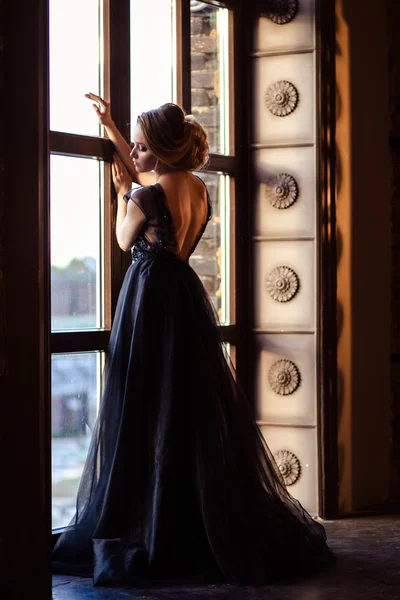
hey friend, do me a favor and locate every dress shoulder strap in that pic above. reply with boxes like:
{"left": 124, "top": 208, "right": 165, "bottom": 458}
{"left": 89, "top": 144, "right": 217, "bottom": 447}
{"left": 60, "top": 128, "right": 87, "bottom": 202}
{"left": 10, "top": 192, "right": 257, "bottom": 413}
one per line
{"left": 123, "top": 185, "right": 160, "bottom": 220}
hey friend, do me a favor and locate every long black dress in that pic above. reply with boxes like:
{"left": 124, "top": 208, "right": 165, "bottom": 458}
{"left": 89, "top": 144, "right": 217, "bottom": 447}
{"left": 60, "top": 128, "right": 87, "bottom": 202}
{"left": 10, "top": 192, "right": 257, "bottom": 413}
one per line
{"left": 52, "top": 181, "right": 334, "bottom": 586}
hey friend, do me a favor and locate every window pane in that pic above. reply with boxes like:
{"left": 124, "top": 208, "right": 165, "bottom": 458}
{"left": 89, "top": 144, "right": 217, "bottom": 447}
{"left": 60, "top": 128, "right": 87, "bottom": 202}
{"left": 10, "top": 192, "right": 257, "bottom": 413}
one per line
{"left": 50, "top": 0, "right": 104, "bottom": 136}
{"left": 50, "top": 155, "right": 104, "bottom": 331}
{"left": 191, "top": 1, "right": 230, "bottom": 154}
{"left": 131, "top": 0, "right": 175, "bottom": 128}
{"left": 52, "top": 352, "right": 103, "bottom": 530}
{"left": 191, "top": 172, "right": 231, "bottom": 324}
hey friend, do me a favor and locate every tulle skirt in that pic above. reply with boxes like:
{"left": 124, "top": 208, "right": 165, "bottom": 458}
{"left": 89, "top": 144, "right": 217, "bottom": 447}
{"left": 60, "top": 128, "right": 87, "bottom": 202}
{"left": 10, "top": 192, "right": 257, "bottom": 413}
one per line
{"left": 52, "top": 248, "right": 334, "bottom": 586}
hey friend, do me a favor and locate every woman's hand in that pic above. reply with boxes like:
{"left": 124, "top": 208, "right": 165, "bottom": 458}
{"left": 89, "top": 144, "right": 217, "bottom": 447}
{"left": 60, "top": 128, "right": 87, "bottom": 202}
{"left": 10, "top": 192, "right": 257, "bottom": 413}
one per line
{"left": 112, "top": 154, "right": 132, "bottom": 197}
{"left": 85, "top": 92, "right": 114, "bottom": 128}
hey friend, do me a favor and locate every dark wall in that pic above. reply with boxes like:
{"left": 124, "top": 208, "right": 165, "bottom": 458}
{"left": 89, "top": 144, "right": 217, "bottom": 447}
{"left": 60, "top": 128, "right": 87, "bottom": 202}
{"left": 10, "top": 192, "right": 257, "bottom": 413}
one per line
{"left": 0, "top": 0, "right": 5, "bottom": 374}
{"left": 387, "top": 0, "right": 400, "bottom": 502}
{"left": 0, "top": 0, "right": 5, "bottom": 585}
{"left": 0, "top": 1, "right": 52, "bottom": 598}
{"left": 336, "top": 0, "right": 392, "bottom": 513}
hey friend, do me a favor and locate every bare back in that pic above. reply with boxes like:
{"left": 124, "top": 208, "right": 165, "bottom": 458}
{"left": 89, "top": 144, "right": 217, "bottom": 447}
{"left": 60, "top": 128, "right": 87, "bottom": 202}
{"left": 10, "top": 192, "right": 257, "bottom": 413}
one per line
{"left": 155, "top": 172, "right": 209, "bottom": 261}
{"left": 130, "top": 173, "right": 208, "bottom": 262}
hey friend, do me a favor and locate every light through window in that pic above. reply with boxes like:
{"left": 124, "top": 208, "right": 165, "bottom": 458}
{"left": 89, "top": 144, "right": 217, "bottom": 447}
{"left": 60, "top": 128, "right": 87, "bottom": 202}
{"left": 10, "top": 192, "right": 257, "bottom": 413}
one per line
{"left": 190, "top": 1, "right": 230, "bottom": 155}
{"left": 52, "top": 352, "right": 103, "bottom": 529}
{"left": 50, "top": 155, "right": 105, "bottom": 332}
{"left": 49, "top": 0, "right": 104, "bottom": 137}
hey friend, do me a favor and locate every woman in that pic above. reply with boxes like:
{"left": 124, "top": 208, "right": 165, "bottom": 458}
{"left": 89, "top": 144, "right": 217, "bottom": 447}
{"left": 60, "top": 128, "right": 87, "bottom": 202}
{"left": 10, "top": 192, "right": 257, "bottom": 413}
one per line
{"left": 52, "top": 93, "right": 334, "bottom": 587}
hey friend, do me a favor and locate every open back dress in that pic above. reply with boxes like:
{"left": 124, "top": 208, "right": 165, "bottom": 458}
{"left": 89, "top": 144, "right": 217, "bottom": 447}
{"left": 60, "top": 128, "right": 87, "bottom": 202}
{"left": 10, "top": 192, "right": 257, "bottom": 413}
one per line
{"left": 52, "top": 180, "right": 334, "bottom": 586}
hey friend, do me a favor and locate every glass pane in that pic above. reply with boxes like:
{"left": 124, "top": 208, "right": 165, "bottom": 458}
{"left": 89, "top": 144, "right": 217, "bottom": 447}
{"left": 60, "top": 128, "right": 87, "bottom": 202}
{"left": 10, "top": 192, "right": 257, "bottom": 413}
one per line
{"left": 191, "top": 1, "right": 230, "bottom": 154}
{"left": 50, "top": 155, "right": 104, "bottom": 331}
{"left": 190, "top": 172, "right": 231, "bottom": 324}
{"left": 50, "top": 0, "right": 104, "bottom": 136}
{"left": 131, "top": 0, "right": 175, "bottom": 128}
{"left": 52, "top": 352, "right": 103, "bottom": 530}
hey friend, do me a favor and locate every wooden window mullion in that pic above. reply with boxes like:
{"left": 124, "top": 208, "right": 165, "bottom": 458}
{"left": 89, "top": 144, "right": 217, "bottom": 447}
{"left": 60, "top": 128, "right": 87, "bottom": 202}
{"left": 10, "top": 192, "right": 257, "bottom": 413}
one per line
{"left": 176, "top": 0, "right": 192, "bottom": 114}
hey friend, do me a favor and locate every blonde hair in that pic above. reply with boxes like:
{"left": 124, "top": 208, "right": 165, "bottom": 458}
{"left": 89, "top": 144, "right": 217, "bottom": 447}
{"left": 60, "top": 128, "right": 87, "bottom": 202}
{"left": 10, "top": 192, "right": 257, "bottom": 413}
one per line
{"left": 137, "top": 103, "right": 209, "bottom": 171}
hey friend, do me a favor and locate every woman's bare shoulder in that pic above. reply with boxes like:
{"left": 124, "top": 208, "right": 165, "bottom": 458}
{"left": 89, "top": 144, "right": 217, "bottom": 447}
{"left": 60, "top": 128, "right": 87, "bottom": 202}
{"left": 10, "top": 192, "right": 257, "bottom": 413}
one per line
{"left": 159, "top": 172, "right": 206, "bottom": 197}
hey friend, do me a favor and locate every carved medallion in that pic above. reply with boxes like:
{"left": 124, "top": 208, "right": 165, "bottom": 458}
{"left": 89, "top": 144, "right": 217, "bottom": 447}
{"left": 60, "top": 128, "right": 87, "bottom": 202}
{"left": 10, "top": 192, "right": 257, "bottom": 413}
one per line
{"left": 265, "top": 0, "right": 299, "bottom": 25}
{"left": 265, "top": 81, "right": 299, "bottom": 117}
{"left": 268, "top": 359, "right": 301, "bottom": 395}
{"left": 266, "top": 173, "right": 299, "bottom": 209}
{"left": 266, "top": 266, "right": 299, "bottom": 302}
{"left": 274, "top": 450, "right": 301, "bottom": 486}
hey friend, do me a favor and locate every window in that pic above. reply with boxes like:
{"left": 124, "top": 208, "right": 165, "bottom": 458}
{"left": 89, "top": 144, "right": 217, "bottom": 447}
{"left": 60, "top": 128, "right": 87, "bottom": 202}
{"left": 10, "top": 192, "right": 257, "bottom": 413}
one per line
{"left": 52, "top": 352, "right": 103, "bottom": 529}
{"left": 50, "top": 0, "right": 241, "bottom": 531}
{"left": 50, "top": 156, "right": 105, "bottom": 331}
{"left": 130, "top": 0, "right": 176, "bottom": 122}
{"left": 193, "top": 171, "right": 232, "bottom": 323}
{"left": 49, "top": 0, "right": 111, "bottom": 529}
{"left": 190, "top": 1, "right": 231, "bottom": 155}
{"left": 50, "top": 0, "right": 105, "bottom": 137}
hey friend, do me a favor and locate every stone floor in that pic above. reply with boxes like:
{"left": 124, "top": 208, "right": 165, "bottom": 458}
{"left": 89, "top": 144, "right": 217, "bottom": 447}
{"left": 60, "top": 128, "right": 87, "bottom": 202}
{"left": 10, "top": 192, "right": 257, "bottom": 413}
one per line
{"left": 52, "top": 516, "right": 400, "bottom": 600}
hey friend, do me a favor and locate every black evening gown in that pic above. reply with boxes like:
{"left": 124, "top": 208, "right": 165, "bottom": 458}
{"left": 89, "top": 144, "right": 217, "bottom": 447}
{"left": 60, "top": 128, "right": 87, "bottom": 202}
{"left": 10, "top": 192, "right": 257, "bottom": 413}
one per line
{"left": 52, "top": 182, "right": 334, "bottom": 586}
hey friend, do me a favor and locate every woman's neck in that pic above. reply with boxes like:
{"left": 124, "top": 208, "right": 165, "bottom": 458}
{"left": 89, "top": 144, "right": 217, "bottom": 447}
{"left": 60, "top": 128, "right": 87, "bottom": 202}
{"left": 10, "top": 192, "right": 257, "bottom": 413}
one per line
{"left": 156, "top": 169, "right": 188, "bottom": 182}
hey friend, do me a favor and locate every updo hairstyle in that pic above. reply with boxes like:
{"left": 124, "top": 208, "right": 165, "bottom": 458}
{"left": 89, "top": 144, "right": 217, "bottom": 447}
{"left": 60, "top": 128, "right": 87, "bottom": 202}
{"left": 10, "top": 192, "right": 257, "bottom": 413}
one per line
{"left": 137, "top": 103, "right": 209, "bottom": 171}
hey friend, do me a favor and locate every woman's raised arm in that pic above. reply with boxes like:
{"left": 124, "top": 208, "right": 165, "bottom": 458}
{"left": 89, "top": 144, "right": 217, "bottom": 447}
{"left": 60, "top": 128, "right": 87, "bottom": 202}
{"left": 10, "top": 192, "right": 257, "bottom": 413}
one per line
{"left": 85, "top": 92, "right": 136, "bottom": 179}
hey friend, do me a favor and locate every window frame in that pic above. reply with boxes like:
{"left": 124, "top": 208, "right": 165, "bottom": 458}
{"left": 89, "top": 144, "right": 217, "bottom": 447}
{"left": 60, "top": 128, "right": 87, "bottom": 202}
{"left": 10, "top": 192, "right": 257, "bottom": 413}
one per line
{"left": 49, "top": 0, "right": 128, "bottom": 356}
{"left": 49, "top": 0, "right": 241, "bottom": 353}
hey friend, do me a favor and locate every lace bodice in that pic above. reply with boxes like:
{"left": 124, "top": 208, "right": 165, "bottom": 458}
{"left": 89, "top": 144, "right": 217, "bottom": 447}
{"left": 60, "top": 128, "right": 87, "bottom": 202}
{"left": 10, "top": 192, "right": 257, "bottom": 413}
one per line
{"left": 123, "top": 182, "right": 211, "bottom": 263}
